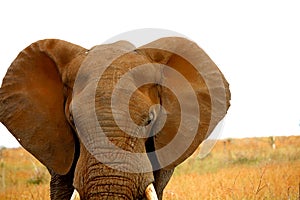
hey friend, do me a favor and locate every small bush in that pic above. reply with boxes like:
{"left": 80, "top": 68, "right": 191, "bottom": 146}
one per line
{"left": 27, "top": 168, "right": 47, "bottom": 185}
{"left": 232, "top": 155, "right": 259, "bottom": 165}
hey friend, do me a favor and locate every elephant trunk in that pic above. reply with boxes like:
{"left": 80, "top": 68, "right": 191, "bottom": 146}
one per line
{"left": 71, "top": 183, "right": 158, "bottom": 200}
{"left": 74, "top": 142, "right": 154, "bottom": 199}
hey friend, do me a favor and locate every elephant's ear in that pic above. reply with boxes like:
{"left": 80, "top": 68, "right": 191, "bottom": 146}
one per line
{"left": 137, "top": 37, "right": 230, "bottom": 169}
{"left": 0, "top": 39, "right": 85, "bottom": 174}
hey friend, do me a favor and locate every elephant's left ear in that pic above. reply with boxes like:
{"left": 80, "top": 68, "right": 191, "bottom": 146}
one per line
{"left": 137, "top": 37, "right": 231, "bottom": 169}
{"left": 0, "top": 39, "right": 85, "bottom": 175}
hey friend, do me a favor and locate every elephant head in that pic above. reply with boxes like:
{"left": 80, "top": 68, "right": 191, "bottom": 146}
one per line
{"left": 0, "top": 37, "right": 230, "bottom": 199}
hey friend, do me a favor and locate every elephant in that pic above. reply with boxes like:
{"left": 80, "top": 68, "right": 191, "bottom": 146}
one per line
{"left": 0, "top": 37, "right": 230, "bottom": 200}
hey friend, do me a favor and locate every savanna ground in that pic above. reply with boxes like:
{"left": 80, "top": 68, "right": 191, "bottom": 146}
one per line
{"left": 0, "top": 136, "right": 299, "bottom": 200}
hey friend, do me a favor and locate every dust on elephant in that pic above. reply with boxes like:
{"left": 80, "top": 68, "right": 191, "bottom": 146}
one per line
{"left": 0, "top": 37, "right": 230, "bottom": 199}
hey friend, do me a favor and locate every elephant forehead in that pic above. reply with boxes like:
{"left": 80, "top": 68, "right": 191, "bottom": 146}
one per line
{"left": 72, "top": 41, "right": 135, "bottom": 92}
{"left": 112, "top": 51, "right": 149, "bottom": 66}
{"left": 93, "top": 51, "right": 162, "bottom": 93}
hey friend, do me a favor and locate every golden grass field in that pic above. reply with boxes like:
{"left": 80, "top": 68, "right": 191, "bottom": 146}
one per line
{"left": 0, "top": 136, "right": 299, "bottom": 200}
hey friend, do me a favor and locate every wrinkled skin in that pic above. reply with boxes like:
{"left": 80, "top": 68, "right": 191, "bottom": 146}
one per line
{"left": 0, "top": 37, "right": 230, "bottom": 199}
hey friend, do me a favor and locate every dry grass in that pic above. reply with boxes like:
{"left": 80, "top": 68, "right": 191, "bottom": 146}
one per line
{"left": 0, "top": 148, "right": 50, "bottom": 199}
{"left": 164, "top": 136, "right": 300, "bottom": 200}
{"left": 164, "top": 162, "right": 300, "bottom": 199}
{"left": 0, "top": 136, "right": 299, "bottom": 199}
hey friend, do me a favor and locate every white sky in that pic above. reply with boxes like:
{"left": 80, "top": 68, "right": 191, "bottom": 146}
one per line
{"left": 0, "top": 0, "right": 300, "bottom": 147}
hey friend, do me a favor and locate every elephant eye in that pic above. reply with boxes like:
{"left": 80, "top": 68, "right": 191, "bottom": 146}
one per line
{"left": 145, "top": 112, "right": 154, "bottom": 126}
{"left": 149, "top": 112, "right": 154, "bottom": 121}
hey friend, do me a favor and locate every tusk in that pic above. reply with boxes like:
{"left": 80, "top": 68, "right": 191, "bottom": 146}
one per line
{"left": 70, "top": 189, "right": 80, "bottom": 200}
{"left": 145, "top": 183, "right": 158, "bottom": 200}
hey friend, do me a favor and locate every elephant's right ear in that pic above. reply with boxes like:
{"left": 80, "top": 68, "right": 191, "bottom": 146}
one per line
{"left": 0, "top": 39, "right": 85, "bottom": 175}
